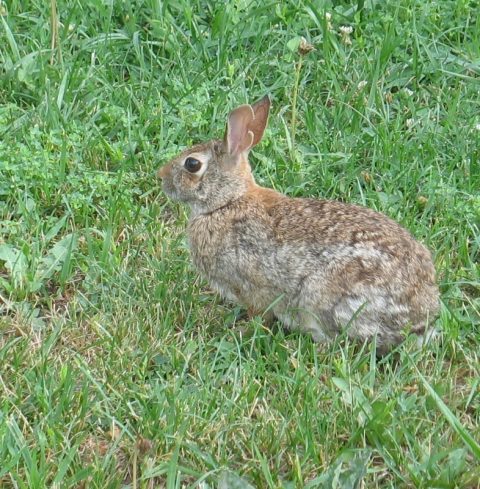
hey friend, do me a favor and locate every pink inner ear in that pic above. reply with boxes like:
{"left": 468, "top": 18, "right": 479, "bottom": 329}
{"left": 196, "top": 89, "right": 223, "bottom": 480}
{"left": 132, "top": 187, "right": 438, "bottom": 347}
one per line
{"left": 226, "top": 105, "right": 255, "bottom": 155}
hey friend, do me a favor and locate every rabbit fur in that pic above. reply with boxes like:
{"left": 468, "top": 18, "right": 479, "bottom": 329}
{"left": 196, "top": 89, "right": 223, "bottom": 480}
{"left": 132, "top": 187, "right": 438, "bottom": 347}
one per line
{"left": 158, "top": 96, "right": 440, "bottom": 352}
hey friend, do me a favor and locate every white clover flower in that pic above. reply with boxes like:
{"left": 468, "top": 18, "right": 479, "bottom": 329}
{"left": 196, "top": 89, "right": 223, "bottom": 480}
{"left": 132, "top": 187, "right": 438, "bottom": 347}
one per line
{"left": 406, "top": 118, "right": 415, "bottom": 128}
{"left": 298, "top": 37, "right": 315, "bottom": 56}
{"left": 357, "top": 80, "right": 368, "bottom": 90}
{"left": 403, "top": 88, "right": 414, "bottom": 97}
{"left": 339, "top": 25, "right": 353, "bottom": 34}
{"left": 339, "top": 25, "right": 353, "bottom": 45}
{"left": 325, "top": 12, "right": 333, "bottom": 31}
{"left": 475, "top": 123, "right": 480, "bottom": 131}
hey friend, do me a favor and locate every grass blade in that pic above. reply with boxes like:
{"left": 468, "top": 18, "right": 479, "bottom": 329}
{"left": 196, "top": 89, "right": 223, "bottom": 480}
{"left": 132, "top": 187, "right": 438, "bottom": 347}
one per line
{"left": 1, "top": 14, "right": 20, "bottom": 61}
{"left": 410, "top": 355, "right": 480, "bottom": 460}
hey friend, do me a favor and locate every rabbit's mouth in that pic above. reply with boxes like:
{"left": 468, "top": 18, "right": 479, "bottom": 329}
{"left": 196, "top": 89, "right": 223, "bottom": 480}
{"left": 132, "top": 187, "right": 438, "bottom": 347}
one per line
{"left": 161, "top": 180, "right": 179, "bottom": 200}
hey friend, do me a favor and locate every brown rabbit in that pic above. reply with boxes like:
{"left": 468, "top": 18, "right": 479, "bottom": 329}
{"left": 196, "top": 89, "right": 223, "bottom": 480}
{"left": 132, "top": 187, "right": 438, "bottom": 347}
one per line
{"left": 158, "top": 96, "right": 439, "bottom": 352}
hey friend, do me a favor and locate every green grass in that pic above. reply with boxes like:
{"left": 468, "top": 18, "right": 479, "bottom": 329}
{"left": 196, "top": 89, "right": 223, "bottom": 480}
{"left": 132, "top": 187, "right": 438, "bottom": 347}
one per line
{"left": 0, "top": 0, "right": 479, "bottom": 487}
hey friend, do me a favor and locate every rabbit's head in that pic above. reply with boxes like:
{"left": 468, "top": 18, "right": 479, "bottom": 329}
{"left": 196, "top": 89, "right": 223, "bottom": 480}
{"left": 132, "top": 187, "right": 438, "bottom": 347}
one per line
{"left": 158, "top": 96, "right": 270, "bottom": 215}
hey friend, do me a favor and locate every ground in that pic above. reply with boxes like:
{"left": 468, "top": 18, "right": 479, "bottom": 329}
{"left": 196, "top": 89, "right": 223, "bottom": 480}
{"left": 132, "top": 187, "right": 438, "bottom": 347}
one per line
{"left": 0, "top": 0, "right": 479, "bottom": 487}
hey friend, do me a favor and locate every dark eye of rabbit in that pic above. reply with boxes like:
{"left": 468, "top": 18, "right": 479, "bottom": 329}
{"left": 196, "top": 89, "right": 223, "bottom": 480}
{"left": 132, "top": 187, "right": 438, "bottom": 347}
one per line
{"left": 184, "top": 157, "right": 202, "bottom": 173}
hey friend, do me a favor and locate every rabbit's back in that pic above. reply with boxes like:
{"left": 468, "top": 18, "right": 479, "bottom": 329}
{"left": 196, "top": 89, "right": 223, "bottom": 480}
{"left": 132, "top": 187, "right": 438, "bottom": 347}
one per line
{"left": 188, "top": 190, "right": 439, "bottom": 350}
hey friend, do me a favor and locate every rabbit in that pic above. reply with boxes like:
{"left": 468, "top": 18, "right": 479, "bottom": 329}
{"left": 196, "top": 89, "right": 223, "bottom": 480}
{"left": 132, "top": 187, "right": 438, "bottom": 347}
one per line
{"left": 157, "top": 95, "right": 440, "bottom": 352}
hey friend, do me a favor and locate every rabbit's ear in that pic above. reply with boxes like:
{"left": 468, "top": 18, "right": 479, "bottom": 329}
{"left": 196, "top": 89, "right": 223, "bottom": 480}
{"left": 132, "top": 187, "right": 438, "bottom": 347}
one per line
{"left": 224, "top": 96, "right": 271, "bottom": 157}
{"left": 224, "top": 104, "right": 255, "bottom": 156}
{"left": 250, "top": 95, "right": 270, "bottom": 147}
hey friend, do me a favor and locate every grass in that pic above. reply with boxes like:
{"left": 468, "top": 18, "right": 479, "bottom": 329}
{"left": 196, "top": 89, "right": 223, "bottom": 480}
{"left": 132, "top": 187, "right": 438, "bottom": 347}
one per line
{"left": 0, "top": 0, "right": 479, "bottom": 487}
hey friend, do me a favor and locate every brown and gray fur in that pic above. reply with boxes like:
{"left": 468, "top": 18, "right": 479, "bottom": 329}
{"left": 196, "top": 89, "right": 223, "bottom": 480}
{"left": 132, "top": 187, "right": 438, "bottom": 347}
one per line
{"left": 158, "top": 96, "right": 439, "bottom": 352}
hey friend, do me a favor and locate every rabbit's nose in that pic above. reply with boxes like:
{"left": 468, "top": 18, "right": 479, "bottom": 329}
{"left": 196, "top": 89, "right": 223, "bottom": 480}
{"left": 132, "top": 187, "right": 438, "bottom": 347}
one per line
{"left": 157, "top": 165, "right": 169, "bottom": 179}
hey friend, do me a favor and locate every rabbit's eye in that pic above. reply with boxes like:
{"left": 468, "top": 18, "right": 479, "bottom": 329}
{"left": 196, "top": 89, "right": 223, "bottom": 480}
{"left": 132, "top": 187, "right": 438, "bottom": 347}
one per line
{"left": 184, "top": 157, "right": 202, "bottom": 173}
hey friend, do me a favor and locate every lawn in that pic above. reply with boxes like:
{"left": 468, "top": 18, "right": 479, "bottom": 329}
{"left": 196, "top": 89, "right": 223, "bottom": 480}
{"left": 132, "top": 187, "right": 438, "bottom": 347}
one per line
{"left": 0, "top": 0, "right": 479, "bottom": 487}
